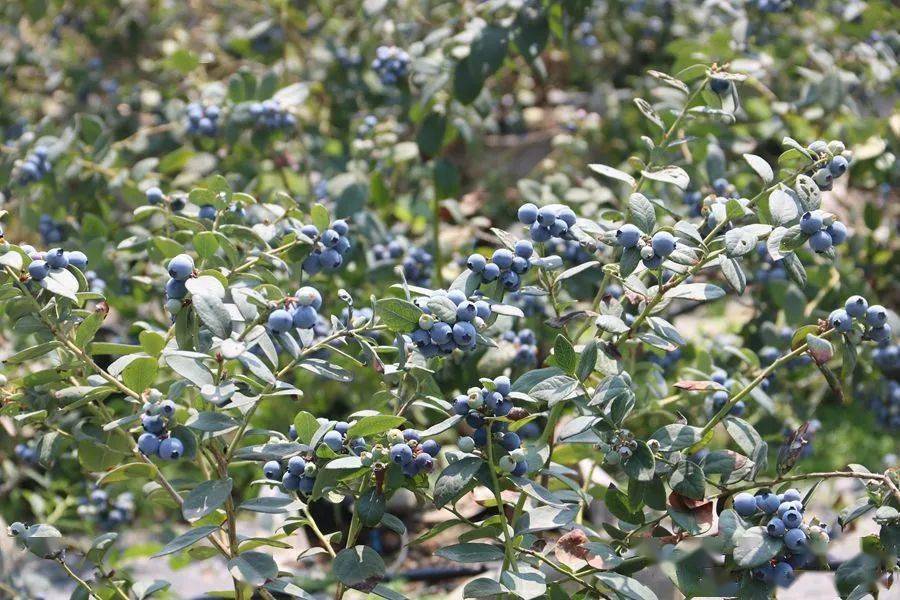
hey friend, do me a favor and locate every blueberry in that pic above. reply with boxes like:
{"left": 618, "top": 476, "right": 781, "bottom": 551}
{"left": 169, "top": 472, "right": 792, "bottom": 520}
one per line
{"left": 160, "top": 400, "right": 176, "bottom": 417}
{"left": 65, "top": 251, "right": 88, "bottom": 270}
{"left": 828, "top": 155, "right": 848, "bottom": 177}
{"left": 475, "top": 300, "right": 491, "bottom": 320}
{"left": 263, "top": 460, "right": 282, "bottom": 480}
{"left": 642, "top": 253, "right": 663, "bottom": 269}
{"left": 268, "top": 309, "right": 294, "bottom": 333}
{"left": 829, "top": 309, "right": 852, "bottom": 333}
{"left": 320, "top": 248, "right": 343, "bottom": 270}
{"left": 615, "top": 224, "right": 641, "bottom": 248}
{"left": 827, "top": 221, "right": 847, "bottom": 244}
{"left": 282, "top": 472, "right": 301, "bottom": 491}
{"left": 199, "top": 204, "right": 216, "bottom": 220}
{"left": 501, "top": 432, "right": 521, "bottom": 451}
{"left": 865, "top": 305, "right": 887, "bottom": 327}
{"left": 710, "top": 76, "right": 730, "bottom": 94}
{"left": 335, "top": 421, "right": 350, "bottom": 434}
{"left": 430, "top": 322, "right": 453, "bottom": 345}
{"left": 452, "top": 321, "right": 476, "bottom": 347}
{"left": 482, "top": 262, "right": 501, "bottom": 281}
{"left": 293, "top": 305, "right": 318, "bottom": 329}
{"left": 784, "top": 528, "right": 807, "bottom": 551}
{"left": 550, "top": 218, "right": 568, "bottom": 237}
{"left": 514, "top": 239, "right": 534, "bottom": 259}
{"left": 146, "top": 187, "right": 164, "bottom": 205}
{"left": 500, "top": 270, "right": 520, "bottom": 291}
{"left": 138, "top": 433, "right": 160, "bottom": 456}
{"left": 773, "top": 562, "right": 794, "bottom": 588}
{"left": 799, "top": 211, "right": 823, "bottom": 234}
{"left": 166, "top": 278, "right": 188, "bottom": 299}
{"left": 447, "top": 290, "right": 467, "bottom": 305}
{"left": 844, "top": 295, "right": 868, "bottom": 318}
{"left": 456, "top": 301, "right": 477, "bottom": 322}
{"left": 558, "top": 208, "right": 577, "bottom": 227}
{"left": 389, "top": 443, "right": 413, "bottom": 465}
{"left": 471, "top": 426, "right": 488, "bottom": 447}
{"left": 28, "top": 260, "right": 50, "bottom": 281}
{"left": 332, "top": 220, "right": 349, "bottom": 235}
{"left": 782, "top": 508, "right": 803, "bottom": 529}
{"left": 492, "top": 249, "right": 514, "bottom": 270}
{"left": 45, "top": 248, "right": 68, "bottom": 268}
{"left": 766, "top": 517, "right": 786, "bottom": 537}
{"left": 808, "top": 230, "right": 832, "bottom": 253}
{"left": 323, "top": 430, "right": 344, "bottom": 452}
{"left": 530, "top": 223, "right": 552, "bottom": 242}
{"left": 298, "top": 476, "right": 315, "bottom": 494}
{"left": 517, "top": 203, "right": 539, "bottom": 224}
{"left": 537, "top": 206, "right": 557, "bottom": 227}
{"left": 782, "top": 488, "right": 802, "bottom": 502}
{"left": 142, "top": 414, "right": 165, "bottom": 434}
{"left": 511, "top": 459, "right": 527, "bottom": 476}
{"left": 494, "top": 376, "right": 511, "bottom": 396}
{"left": 420, "top": 440, "right": 441, "bottom": 456}
{"left": 167, "top": 254, "right": 194, "bottom": 280}
{"left": 869, "top": 325, "right": 891, "bottom": 343}
{"left": 467, "top": 254, "right": 487, "bottom": 273}
{"left": 711, "top": 369, "right": 728, "bottom": 384}
{"left": 453, "top": 396, "right": 470, "bottom": 416}
{"left": 713, "top": 178, "right": 729, "bottom": 195}
{"left": 157, "top": 437, "right": 184, "bottom": 460}
{"left": 458, "top": 436, "right": 476, "bottom": 453}
{"left": 413, "top": 453, "right": 434, "bottom": 473}
{"left": 321, "top": 229, "right": 340, "bottom": 248}
{"left": 288, "top": 456, "right": 306, "bottom": 476}
{"left": 733, "top": 492, "right": 757, "bottom": 517}
{"left": 756, "top": 492, "right": 780, "bottom": 514}
{"left": 510, "top": 256, "right": 529, "bottom": 274}
{"left": 812, "top": 168, "right": 833, "bottom": 191}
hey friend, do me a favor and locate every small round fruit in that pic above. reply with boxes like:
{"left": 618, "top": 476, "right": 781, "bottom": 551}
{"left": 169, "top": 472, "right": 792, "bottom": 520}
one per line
{"left": 322, "top": 430, "right": 344, "bottom": 452}
{"left": 498, "top": 455, "right": 517, "bottom": 472}
{"left": 829, "top": 309, "right": 852, "bottom": 333}
{"left": 466, "top": 253, "right": 487, "bottom": 273}
{"left": 287, "top": 456, "right": 306, "bottom": 476}
{"left": 517, "top": 203, "right": 539, "bottom": 224}
{"left": 756, "top": 492, "right": 780, "bottom": 514}
{"left": 782, "top": 508, "right": 803, "bottom": 529}
{"left": 808, "top": 230, "right": 832, "bottom": 253}
{"left": 784, "top": 528, "right": 807, "bottom": 551}
{"left": 137, "top": 433, "right": 160, "bottom": 456}
{"left": 167, "top": 254, "right": 194, "bottom": 280}
{"left": 537, "top": 206, "right": 557, "bottom": 227}
{"left": 159, "top": 400, "right": 176, "bottom": 417}
{"left": 268, "top": 309, "right": 294, "bottom": 333}
{"left": 766, "top": 517, "right": 786, "bottom": 537}
{"left": 782, "top": 488, "right": 802, "bottom": 502}
{"left": 799, "top": 211, "right": 823, "bottom": 234}
{"left": 65, "top": 251, "right": 88, "bottom": 270}
{"left": 844, "top": 295, "right": 868, "bottom": 318}
{"left": 501, "top": 432, "right": 521, "bottom": 452}
{"left": 650, "top": 231, "right": 676, "bottom": 257}
{"left": 282, "top": 472, "right": 301, "bottom": 491}
{"left": 514, "top": 239, "right": 534, "bottom": 259}
{"left": 157, "top": 437, "right": 184, "bottom": 460}
{"left": 812, "top": 168, "right": 833, "bottom": 191}
{"left": 295, "top": 286, "right": 322, "bottom": 309}
{"left": 199, "top": 205, "right": 216, "bottom": 220}
{"left": 45, "top": 248, "right": 68, "bottom": 268}
{"left": 292, "top": 305, "right": 318, "bottom": 329}
{"left": 146, "top": 187, "right": 164, "bottom": 204}
{"left": 773, "top": 562, "right": 794, "bottom": 588}
{"left": 263, "top": 460, "right": 282, "bottom": 480}
{"left": 827, "top": 221, "right": 847, "bottom": 244}
{"left": 389, "top": 443, "right": 413, "bottom": 465}
{"left": 28, "top": 260, "right": 50, "bottom": 281}
{"left": 710, "top": 76, "right": 731, "bottom": 95}
{"left": 865, "top": 305, "right": 887, "bottom": 327}
{"left": 615, "top": 224, "right": 641, "bottom": 248}
{"left": 420, "top": 439, "right": 440, "bottom": 456}
{"left": 458, "top": 436, "right": 476, "bottom": 453}
{"left": 828, "top": 155, "right": 848, "bottom": 177}
{"left": 511, "top": 459, "right": 527, "bottom": 476}
{"left": 733, "top": 492, "right": 758, "bottom": 517}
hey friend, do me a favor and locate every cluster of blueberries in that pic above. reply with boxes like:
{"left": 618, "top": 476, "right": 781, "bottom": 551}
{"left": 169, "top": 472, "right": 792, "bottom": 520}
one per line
{"left": 682, "top": 190, "right": 704, "bottom": 217}
{"left": 136, "top": 400, "right": 185, "bottom": 460}
{"left": 371, "top": 45, "right": 410, "bottom": 86}
{"left": 248, "top": 100, "right": 297, "bottom": 130}
{"left": 452, "top": 377, "right": 529, "bottom": 475}
{"left": 25, "top": 247, "right": 89, "bottom": 282}
{"left": 299, "top": 220, "right": 352, "bottom": 275}
{"left": 76, "top": 489, "right": 135, "bottom": 529}
{"left": 615, "top": 225, "right": 678, "bottom": 269}
{"left": 85, "top": 269, "right": 107, "bottom": 294}
{"left": 372, "top": 238, "right": 433, "bottom": 287}
{"left": 708, "top": 368, "right": 746, "bottom": 417}
{"left": 163, "top": 254, "right": 195, "bottom": 309}
{"left": 516, "top": 203, "right": 578, "bottom": 243}
{"left": 466, "top": 241, "right": 534, "bottom": 292}
{"left": 371, "top": 428, "right": 441, "bottom": 478}
{"left": 501, "top": 328, "right": 539, "bottom": 367}
{"left": 37, "top": 215, "right": 65, "bottom": 245}
{"left": 869, "top": 342, "right": 899, "bottom": 429}
{"left": 409, "top": 290, "right": 491, "bottom": 357}
{"left": 752, "top": 242, "right": 787, "bottom": 285}
{"left": 806, "top": 140, "right": 851, "bottom": 192}
{"left": 263, "top": 449, "right": 318, "bottom": 495}
{"left": 602, "top": 429, "right": 638, "bottom": 465}
{"left": 799, "top": 210, "right": 848, "bottom": 254}
{"left": 733, "top": 488, "right": 830, "bottom": 588}
{"left": 14, "top": 442, "right": 39, "bottom": 466}
{"left": 266, "top": 286, "right": 324, "bottom": 333}
{"left": 507, "top": 290, "right": 547, "bottom": 318}
{"left": 185, "top": 103, "right": 221, "bottom": 137}
{"left": 828, "top": 295, "right": 891, "bottom": 343}
{"left": 16, "top": 147, "right": 52, "bottom": 185}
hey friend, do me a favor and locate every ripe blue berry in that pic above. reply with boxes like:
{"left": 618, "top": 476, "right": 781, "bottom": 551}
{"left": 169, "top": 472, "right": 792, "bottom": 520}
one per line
{"left": 45, "top": 248, "right": 68, "bottom": 269}
{"left": 710, "top": 76, "right": 730, "bottom": 95}
{"left": 429, "top": 322, "right": 453, "bottom": 345}
{"left": 452, "top": 321, "right": 476, "bottom": 347}
{"left": 784, "top": 528, "right": 807, "bottom": 551}
{"left": 298, "top": 476, "right": 315, "bottom": 494}
{"left": 799, "top": 211, "right": 823, "bottom": 234}
{"left": 530, "top": 222, "right": 552, "bottom": 242}
{"left": 616, "top": 224, "right": 641, "bottom": 248}
{"left": 157, "top": 437, "right": 184, "bottom": 460}
{"left": 492, "top": 249, "right": 514, "bottom": 270}
{"left": 413, "top": 453, "right": 434, "bottom": 472}
{"left": 808, "top": 230, "right": 832, "bottom": 253}
{"left": 456, "top": 301, "right": 477, "bottom": 322}
{"left": 65, "top": 251, "right": 88, "bottom": 270}
{"left": 142, "top": 414, "right": 165, "bottom": 434}
{"left": 650, "top": 231, "right": 676, "bottom": 257}
{"left": 292, "top": 305, "right": 318, "bottom": 329}
{"left": 467, "top": 254, "right": 487, "bottom": 273}
{"left": 167, "top": 254, "right": 194, "bottom": 280}
{"left": 773, "top": 562, "right": 794, "bottom": 588}
{"left": 829, "top": 309, "right": 852, "bottom": 333}
{"left": 389, "top": 443, "right": 413, "bottom": 465}
{"left": 511, "top": 459, "right": 527, "bottom": 476}
{"left": 268, "top": 309, "right": 294, "bottom": 333}
{"left": 537, "top": 206, "right": 557, "bottom": 227}
{"left": 733, "top": 492, "right": 757, "bottom": 517}
{"left": 323, "top": 430, "right": 344, "bottom": 452}
{"left": 199, "top": 205, "right": 216, "bottom": 220}
{"left": 138, "top": 433, "right": 160, "bottom": 456}
{"left": 782, "top": 508, "right": 803, "bottom": 529}
{"left": 165, "top": 278, "right": 188, "bottom": 299}
{"left": 420, "top": 440, "right": 440, "bottom": 456}
{"left": 500, "top": 432, "right": 521, "bottom": 451}
{"left": 782, "top": 488, "right": 802, "bottom": 502}
{"left": 146, "top": 187, "right": 164, "bottom": 205}
{"left": 288, "top": 456, "right": 306, "bottom": 476}
{"left": 869, "top": 325, "right": 891, "bottom": 343}
{"left": 28, "top": 260, "right": 50, "bottom": 281}
{"left": 282, "top": 472, "right": 301, "bottom": 491}
{"left": 766, "top": 517, "right": 786, "bottom": 537}
{"left": 517, "top": 203, "right": 539, "bottom": 224}
{"left": 828, "top": 155, "right": 848, "bottom": 177}
{"left": 812, "top": 168, "right": 833, "bottom": 190}
{"left": 827, "top": 221, "right": 847, "bottom": 244}
{"left": 844, "top": 295, "right": 868, "bottom": 318}
{"left": 756, "top": 492, "right": 780, "bottom": 514}
{"left": 263, "top": 460, "right": 282, "bottom": 480}
{"left": 865, "top": 305, "right": 887, "bottom": 327}
{"left": 514, "top": 239, "right": 534, "bottom": 259}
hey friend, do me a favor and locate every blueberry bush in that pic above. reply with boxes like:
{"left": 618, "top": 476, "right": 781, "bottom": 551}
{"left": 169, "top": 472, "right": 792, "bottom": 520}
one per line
{"left": 1, "top": 1, "right": 898, "bottom": 599}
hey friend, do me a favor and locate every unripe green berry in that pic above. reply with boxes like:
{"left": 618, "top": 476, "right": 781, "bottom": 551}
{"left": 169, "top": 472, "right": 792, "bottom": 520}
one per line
{"left": 304, "top": 463, "right": 317, "bottom": 476}
{"left": 418, "top": 314, "right": 435, "bottom": 330}
{"left": 458, "top": 436, "right": 476, "bottom": 453}
{"left": 509, "top": 448, "right": 526, "bottom": 462}
{"left": 605, "top": 450, "right": 621, "bottom": 465}
{"left": 827, "top": 140, "right": 845, "bottom": 154}
{"left": 498, "top": 455, "right": 516, "bottom": 472}
{"left": 387, "top": 429, "right": 404, "bottom": 444}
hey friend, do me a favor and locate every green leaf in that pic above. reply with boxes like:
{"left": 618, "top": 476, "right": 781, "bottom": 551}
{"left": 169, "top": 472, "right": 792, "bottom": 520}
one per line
{"left": 669, "top": 460, "right": 705, "bottom": 499}
{"left": 228, "top": 551, "right": 278, "bottom": 587}
{"left": 185, "top": 411, "right": 240, "bottom": 433}
{"left": 182, "top": 478, "right": 233, "bottom": 522}
{"left": 333, "top": 546, "right": 386, "bottom": 592}
{"left": 192, "top": 294, "right": 233, "bottom": 338}
{"left": 123, "top": 356, "right": 158, "bottom": 392}
{"left": 628, "top": 193, "right": 656, "bottom": 233}
{"left": 577, "top": 340, "right": 598, "bottom": 382}
{"left": 347, "top": 415, "right": 406, "bottom": 438}
{"left": 375, "top": 298, "right": 423, "bottom": 332}
{"left": 99, "top": 462, "right": 158, "bottom": 485}
{"left": 4, "top": 341, "right": 61, "bottom": 364}
{"left": 40, "top": 267, "right": 79, "bottom": 301}
{"left": 435, "top": 543, "right": 504, "bottom": 563}
{"left": 433, "top": 456, "right": 483, "bottom": 507}
{"left": 650, "top": 424, "right": 703, "bottom": 451}
{"left": 292, "top": 411, "right": 319, "bottom": 445}
{"left": 623, "top": 441, "right": 656, "bottom": 482}
{"left": 311, "top": 203, "right": 330, "bottom": 232}
{"left": 194, "top": 231, "right": 219, "bottom": 259}
{"left": 595, "top": 572, "right": 658, "bottom": 600}
{"left": 357, "top": 488, "right": 386, "bottom": 527}
{"left": 553, "top": 335, "right": 577, "bottom": 374}
{"left": 416, "top": 112, "right": 447, "bottom": 159}
{"left": 734, "top": 526, "right": 783, "bottom": 568}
